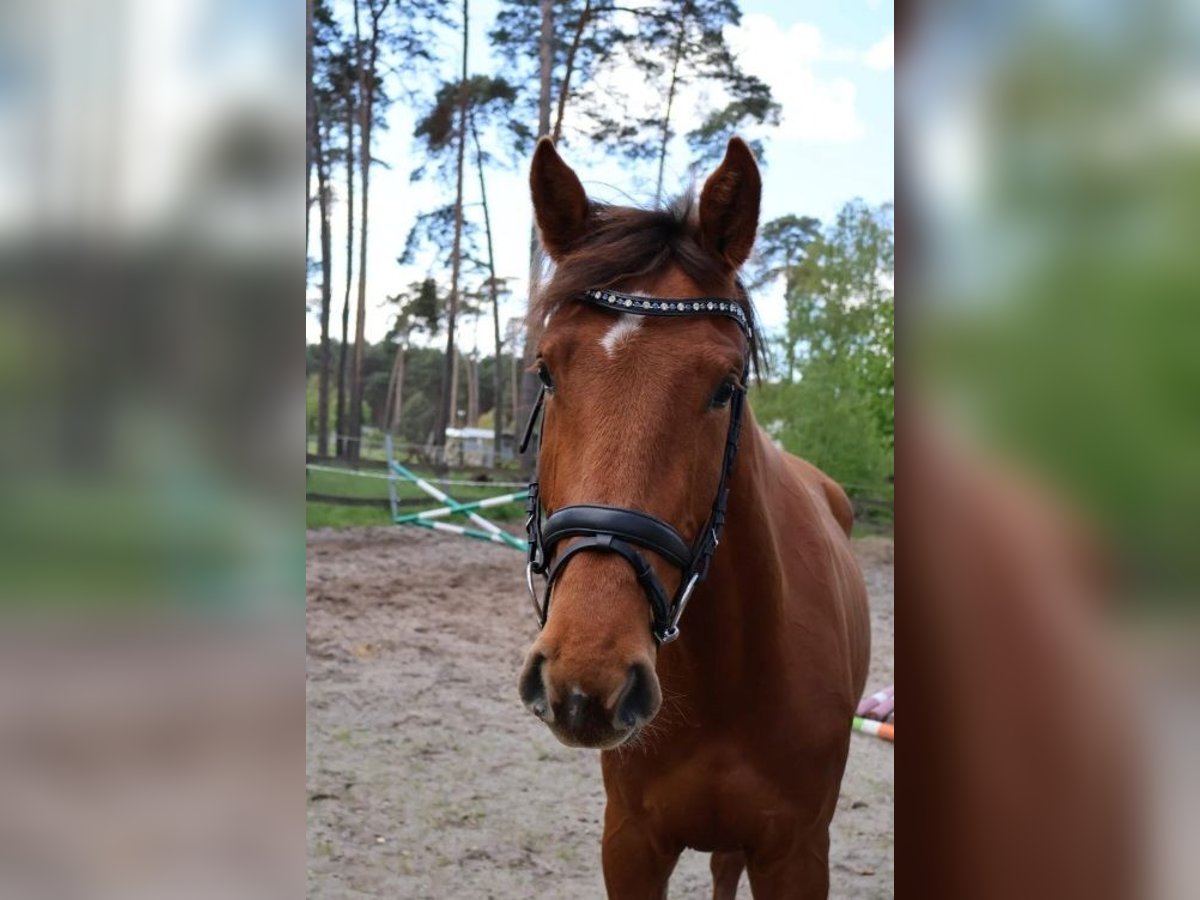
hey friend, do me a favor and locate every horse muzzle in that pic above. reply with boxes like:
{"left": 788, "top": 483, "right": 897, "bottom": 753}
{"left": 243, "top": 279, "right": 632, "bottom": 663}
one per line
{"left": 518, "top": 652, "right": 661, "bottom": 749}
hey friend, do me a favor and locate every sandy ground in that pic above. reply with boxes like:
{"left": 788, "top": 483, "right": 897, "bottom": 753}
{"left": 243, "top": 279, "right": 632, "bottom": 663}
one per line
{"left": 307, "top": 528, "right": 893, "bottom": 898}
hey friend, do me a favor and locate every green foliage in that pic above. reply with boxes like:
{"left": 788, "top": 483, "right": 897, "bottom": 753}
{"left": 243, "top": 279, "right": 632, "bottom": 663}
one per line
{"left": 400, "top": 205, "right": 488, "bottom": 295}
{"left": 307, "top": 374, "right": 318, "bottom": 433}
{"left": 398, "top": 388, "right": 436, "bottom": 445}
{"left": 752, "top": 200, "right": 895, "bottom": 488}
{"left": 589, "top": 0, "right": 780, "bottom": 169}
{"left": 753, "top": 215, "right": 823, "bottom": 285}
{"left": 305, "top": 341, "right": 523, "bottom": 442}
{"left": 490, "top": 0, "right": 634, "bottom": 151}
{"left": 411, "top": 75, "right": 522, "bottom": 180}
{"left": 751, "top": 361, "right": 890, "bottom": 491}
{"left": 387, "top": 277, "right": 443, "bottom": 338}
{"left": 489, "top": 0, "right": 777, "bottom": 173}
{"left": 308, "top": 372, "right": 365, "bottom": 437}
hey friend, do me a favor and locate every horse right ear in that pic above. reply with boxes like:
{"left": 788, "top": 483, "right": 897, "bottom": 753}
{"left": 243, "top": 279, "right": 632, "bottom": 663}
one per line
{"left": 530, "top": 138, "right": 589, "bottom": 259}
{"left": 698, "top": 137, "right": 762, "bottom": 270}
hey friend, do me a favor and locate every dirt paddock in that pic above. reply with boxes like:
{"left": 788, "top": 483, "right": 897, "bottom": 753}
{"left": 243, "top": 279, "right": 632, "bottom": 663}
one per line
{"left": 307, "top": 527, "right": 894, "bottom": 898}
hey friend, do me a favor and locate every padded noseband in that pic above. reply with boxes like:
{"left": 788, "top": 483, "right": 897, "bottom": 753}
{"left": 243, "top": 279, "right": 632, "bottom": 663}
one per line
{"left": 541, "top": 505, "right": 693, "bottom": 569}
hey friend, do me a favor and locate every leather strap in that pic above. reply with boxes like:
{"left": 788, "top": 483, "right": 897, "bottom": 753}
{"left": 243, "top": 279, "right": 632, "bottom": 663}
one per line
{"left": 519, "top": 385, "right": 546, "bottom": 455}
{"left": 541, "top": 505, "right": 692, "bottom": 570}
{"left": 545, "top": 535, "right": 674, "bottom": 635}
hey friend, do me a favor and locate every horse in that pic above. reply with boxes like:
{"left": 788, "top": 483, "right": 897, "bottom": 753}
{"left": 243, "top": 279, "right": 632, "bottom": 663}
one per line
{"left": 516, "top": 136, "right": 871, "bottom": 899}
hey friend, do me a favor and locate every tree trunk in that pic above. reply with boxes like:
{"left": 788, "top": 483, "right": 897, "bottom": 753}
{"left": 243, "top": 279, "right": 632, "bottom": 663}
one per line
{"left": 511, "top": 346, "right": 519, "bottom": 438}
{"left": 392, "top": 343, "right": 406, "bottom": 436}
{"left": 347, "top": 0, "right": 367, "bottom": 463}
{"left": 539, "top": 0, "right": 553, "bottom": 137}
{"left": 306, "top": 0, "right": 315, "bottom": 234}
{"left": 384, "top": 337, "right": 407, "bottom": 434}
{"left": 654, "top": 15, "right": 688, "bottom": 204}
{"left": 784, "top": 250, "right": 796, "bottom": 382}
{"left": 551, "top": 0, "right": 592, "bottom": 143}
{"left": 448, "top": 346, "right": 460, "bottom": 429}
{"left": 467, "top": 353, "right": 479, "bottom": 427}
{"left": 433, "top": 0, "right": 470, "bottom": 457}
{"left": 348, "top": 0, "right": 384, "bottom": 464}
{"left": 521, "top": 0, "right": 595, "bottom": 471}
{"left": 470, "top": 112, "right": 505, "bottom": 459}
{"left": 316, "top": 113, "right": 334, "bottom": 458}
{"left": 335, "top": 46, "right": 357, "bottom": 458}
{"left": 518, "top": 0, "right": 557, "bottom": 475}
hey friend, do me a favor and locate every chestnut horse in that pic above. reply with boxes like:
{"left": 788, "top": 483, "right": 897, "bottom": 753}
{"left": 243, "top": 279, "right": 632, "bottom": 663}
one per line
{"left": 517, "top": 137, "right": 870, "bottom": 898}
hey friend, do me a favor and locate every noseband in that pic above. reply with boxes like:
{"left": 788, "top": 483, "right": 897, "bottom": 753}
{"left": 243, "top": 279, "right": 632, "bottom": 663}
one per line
{"left": 521, "top": 288, "right": 751, "bottom": 644}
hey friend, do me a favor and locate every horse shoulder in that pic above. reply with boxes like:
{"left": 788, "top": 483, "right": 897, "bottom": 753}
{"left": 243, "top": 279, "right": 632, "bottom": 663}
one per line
{"left": 780, "top": 452, "right": 855, "bottom": 538}
{"left": 758, "top": 447, "right": 871, "bottom": 700}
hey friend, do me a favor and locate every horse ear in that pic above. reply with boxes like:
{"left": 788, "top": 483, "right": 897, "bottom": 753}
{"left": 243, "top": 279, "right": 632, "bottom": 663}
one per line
{"left": 530, "top": 137, "right": 590, "bottom": 259}
{"left": 698, "top": 137, "right": 762, "bottom": 270}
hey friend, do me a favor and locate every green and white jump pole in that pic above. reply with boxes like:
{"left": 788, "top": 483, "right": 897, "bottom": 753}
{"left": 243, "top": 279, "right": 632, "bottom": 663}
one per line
{"left": 386, "top": 435, "right": 527, "bottom": 551}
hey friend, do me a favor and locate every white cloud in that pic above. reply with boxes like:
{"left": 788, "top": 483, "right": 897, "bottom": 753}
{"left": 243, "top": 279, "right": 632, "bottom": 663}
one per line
{"left": 865, "top": 32, "right": 894, "bottom": 71}
{"left": 724, "top": 14, "right": 865, "bottom": 144}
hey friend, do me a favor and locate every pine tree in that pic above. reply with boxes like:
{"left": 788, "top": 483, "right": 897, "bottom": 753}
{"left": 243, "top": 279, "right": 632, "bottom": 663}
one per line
{"left": 410, "top": 64, "right": 520, "bottom": 454}
{"left": 310, "top": 0, "right": 343, "bottom": 458}
{"left": 343, "top": 0, "right": 446, "bottom": 461}
{"left": 489, "top": 0, "right": 778, "bottom": 472}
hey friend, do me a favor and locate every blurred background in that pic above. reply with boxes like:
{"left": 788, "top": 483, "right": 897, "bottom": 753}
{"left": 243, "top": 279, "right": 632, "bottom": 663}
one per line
{"left": 901, "top": 0, "right": 1199, "bottom": 896}
{"left": 0, "top": 0, "right": 301, "bottom": 897}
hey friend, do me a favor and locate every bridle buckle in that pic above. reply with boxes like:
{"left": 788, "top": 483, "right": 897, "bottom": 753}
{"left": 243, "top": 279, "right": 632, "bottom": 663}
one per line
{"left": 657, "top": 572, "right": 701, "bottom": 644}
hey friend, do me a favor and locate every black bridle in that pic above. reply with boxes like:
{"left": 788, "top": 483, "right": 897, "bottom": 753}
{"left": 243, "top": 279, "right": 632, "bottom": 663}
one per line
{"left": 521, "top": 288, "right": 751, "bottom": 644}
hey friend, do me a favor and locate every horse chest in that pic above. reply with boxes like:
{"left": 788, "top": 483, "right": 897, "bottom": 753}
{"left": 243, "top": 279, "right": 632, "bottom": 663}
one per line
{"left": 606, "top": 744, "right": 807, "bottom": 852}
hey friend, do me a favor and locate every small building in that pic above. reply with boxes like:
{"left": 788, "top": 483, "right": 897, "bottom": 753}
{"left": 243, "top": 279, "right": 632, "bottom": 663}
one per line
{"left": 444, "top": 427, "right": 515, "bottom": 467}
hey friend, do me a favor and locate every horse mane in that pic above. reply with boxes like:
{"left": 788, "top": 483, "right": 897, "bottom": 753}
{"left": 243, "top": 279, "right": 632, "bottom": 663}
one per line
{"left": 529, "top": 194, "right": 765, "bottom": 376}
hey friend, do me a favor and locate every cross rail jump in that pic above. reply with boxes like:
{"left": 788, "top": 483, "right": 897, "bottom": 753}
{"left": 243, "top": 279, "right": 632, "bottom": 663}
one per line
{"left": 386, "top": 436, "right": 528, "bottom": 551}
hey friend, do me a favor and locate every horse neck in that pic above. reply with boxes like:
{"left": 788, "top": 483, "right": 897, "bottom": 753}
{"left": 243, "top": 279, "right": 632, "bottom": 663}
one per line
{"left": 661, "top": 409, "right": 788, "bottom": 687}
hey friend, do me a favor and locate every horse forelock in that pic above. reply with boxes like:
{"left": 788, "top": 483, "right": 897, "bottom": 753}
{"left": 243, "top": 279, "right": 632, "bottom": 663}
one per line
{"left": 528, "top": 195, "right": 763, "bottom": 376}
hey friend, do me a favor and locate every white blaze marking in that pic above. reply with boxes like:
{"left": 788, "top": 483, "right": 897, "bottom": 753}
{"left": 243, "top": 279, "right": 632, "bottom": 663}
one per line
{"left": 600, "top": 313, "right": 642, "bottom": 357}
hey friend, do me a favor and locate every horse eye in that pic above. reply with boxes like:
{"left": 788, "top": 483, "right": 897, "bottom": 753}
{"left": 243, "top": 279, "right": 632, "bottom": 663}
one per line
{"left": 710, "top": 378, "right": 736, "bottom": 409}
{"left": 537, "top": 362, "right": 555, "bottom": 391}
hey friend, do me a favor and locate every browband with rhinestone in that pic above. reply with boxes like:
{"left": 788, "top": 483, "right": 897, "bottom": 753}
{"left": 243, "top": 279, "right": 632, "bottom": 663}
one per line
{"left": 581, "top": 288, "right": 751, "bottom": 337}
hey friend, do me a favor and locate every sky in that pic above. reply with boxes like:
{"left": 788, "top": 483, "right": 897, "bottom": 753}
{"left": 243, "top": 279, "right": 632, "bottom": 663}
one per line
{"left": 306, "top": 0, "right": 894, "bottom": 350}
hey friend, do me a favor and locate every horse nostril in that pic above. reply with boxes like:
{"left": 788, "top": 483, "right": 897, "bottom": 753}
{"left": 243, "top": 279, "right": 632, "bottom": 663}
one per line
{"left": 518, "top": 652, "right": 550, "bottom": 720}
{"left": 614, "top": 663, "right": 660, "bottom": 729}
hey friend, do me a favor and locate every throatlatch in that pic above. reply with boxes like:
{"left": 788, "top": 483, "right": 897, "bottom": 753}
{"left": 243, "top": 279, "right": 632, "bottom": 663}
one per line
{"left": 522, "top": 289, "right": 751, "bottom": 644}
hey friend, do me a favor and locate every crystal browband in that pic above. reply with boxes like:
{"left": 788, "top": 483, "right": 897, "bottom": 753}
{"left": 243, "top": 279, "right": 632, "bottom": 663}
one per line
{"left": 580, "top": 289, "right": 751, "bottom": 337}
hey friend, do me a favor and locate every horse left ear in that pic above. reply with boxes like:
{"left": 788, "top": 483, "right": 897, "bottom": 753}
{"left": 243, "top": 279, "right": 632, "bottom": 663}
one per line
{"left": 698, "top": 137, "right": 762, "bottom": 270}
{"left": 530, "top": 137, "right": 590, "bottom": 260}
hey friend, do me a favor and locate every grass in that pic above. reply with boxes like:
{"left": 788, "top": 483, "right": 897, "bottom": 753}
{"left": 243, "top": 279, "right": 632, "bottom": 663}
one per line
{"left": 305, "top": 460, "right": 891, "bottom": 537}
{"left": 851, "top": 521, "right": 893, "bottom": 540}
{"left": 305, "top": 464, "right": 528, "bottom": 530}
{"left": 306, "top": 502, "right": 393, "bottom": 529}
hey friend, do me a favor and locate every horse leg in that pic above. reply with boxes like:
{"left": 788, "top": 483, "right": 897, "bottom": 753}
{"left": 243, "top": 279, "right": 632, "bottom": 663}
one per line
{"left": 600, "top": 806, "right": 680, "bottom": 900}
{"left": 710, "top": 850, "right": 746, "bottom": 899}
{"left": 745, "top": 833, "right": 830, "bottom": 899}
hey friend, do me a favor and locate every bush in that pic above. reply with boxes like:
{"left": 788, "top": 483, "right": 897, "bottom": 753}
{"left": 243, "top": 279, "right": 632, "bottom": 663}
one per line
{"left": 751, "top": 361, "right": 892, "bottom": 492}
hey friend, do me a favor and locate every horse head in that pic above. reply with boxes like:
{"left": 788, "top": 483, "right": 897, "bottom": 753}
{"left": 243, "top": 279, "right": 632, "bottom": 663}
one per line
{"left": 517, "top": 137, "right": 761, "bottom": 749}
